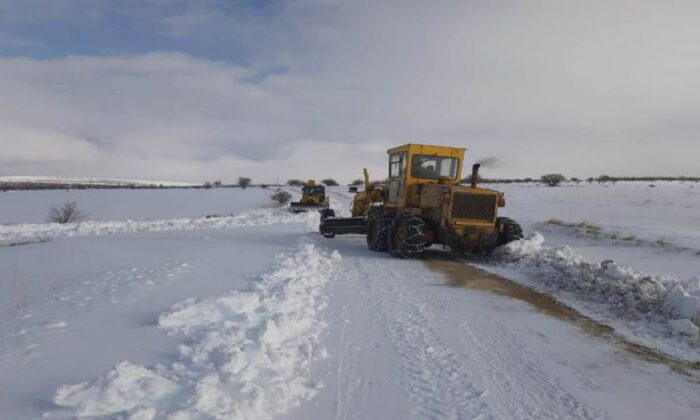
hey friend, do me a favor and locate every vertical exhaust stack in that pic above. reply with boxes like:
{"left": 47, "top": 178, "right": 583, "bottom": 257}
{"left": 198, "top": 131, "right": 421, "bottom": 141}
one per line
{"left": 471, "top": 163, "right": 480, "bottom": 188}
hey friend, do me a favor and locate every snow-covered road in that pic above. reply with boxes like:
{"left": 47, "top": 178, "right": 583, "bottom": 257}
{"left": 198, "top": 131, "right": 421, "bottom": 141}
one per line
{"left": 1, "top": 185, "right": 699, "bottom": 419}
{"left": 290, "top": 235, "right": 700, "bottom": 420}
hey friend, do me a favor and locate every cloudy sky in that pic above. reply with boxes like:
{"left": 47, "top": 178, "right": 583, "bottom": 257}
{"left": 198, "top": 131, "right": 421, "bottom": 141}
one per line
{"left": 1, "top": 0, "right": 699, "bottom": 183}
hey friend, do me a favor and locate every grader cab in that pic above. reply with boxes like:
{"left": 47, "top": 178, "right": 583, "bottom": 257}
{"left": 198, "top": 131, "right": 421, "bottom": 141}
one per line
{"left": 319, "top": 143, "right": 522, "bottom": 257}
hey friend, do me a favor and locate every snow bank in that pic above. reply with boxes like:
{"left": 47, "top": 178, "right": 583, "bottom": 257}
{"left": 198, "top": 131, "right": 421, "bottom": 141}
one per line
{"left": 54, "top": 243, "right": 341, "bottom": 419}
{"left": 54, "top": 361, "right": 178, "bottom": 417}
{"left": 0, "top": 175, "right": 198, "bottom": 187}
{"left": 0, "top": 207, "right": 311, "bottom": 242}
{"left": 492, "top": 233, "right": 700, "bottom": 347}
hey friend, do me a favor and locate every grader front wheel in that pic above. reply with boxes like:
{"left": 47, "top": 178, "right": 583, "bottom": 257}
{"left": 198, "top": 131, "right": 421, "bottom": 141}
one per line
{"left": 390, "top": 213, "right": 427, "bottom": 259}
{"left": 367, "top": 207, "right": 392, "bottom": 252}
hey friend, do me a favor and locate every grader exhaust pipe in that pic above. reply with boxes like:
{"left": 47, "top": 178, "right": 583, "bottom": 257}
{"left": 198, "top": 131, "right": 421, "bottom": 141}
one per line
{"left": 471, "top": 163, "right": 480, "bottom": 188}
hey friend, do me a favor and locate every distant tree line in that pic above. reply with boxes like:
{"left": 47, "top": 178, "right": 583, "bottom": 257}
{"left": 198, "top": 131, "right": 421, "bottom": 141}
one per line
{"left": 590, "top": 175, "right": 700, "bottom": 183}
{"left": 5, "top": 173, "right": 698, "bottom": 192}
{"left": 0, "top": 182, "right": 179, "bottom": 191}
{"left": 1, "top": 180, "right": 255, "bottom": 191}
{"left": 459, "top": 174, "right": 700, "bottom": 186}
{"left": 286, "top": 179, "right": 339, "bottom": 187}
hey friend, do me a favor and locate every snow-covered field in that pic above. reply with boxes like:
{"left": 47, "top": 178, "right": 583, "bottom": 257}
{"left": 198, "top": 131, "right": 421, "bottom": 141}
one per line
{"left": 0, "top": 188, "right": 271, "bottom": 224}
{"left": 1, "top": 184, "right": 699, "bottom": 419}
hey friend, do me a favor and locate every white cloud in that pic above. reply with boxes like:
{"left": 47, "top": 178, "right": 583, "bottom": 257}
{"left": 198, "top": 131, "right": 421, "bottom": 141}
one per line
{"left": 0, "top": 122, "right": 100, "bottom": 165}
{"left": 1, "top": 0, "right": 700, "bottom": 182}
{"left": 0, "top": 52, "right": 383, "bottom": 182}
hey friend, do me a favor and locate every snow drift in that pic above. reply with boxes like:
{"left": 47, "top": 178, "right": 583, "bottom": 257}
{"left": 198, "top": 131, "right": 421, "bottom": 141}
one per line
{"left": 489, "top": 233, "right": 700, "bottom": 356}
{"left": 0, "top": 207, "right": 309, "bottom": 243}
{"left": 54, "top": 243, "right": 341, "bottom": 419}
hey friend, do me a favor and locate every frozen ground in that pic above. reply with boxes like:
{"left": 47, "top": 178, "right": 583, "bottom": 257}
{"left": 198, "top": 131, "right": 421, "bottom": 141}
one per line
{"left": 1, "top": 184, "right": 699, "bottom": 419}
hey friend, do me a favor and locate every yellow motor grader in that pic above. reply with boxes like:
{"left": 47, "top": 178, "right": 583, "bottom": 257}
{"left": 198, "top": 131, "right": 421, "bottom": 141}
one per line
{"left": 319, "top": 143, "right": 523, "bottom": 258}
{"left": 289, "top": 180, "right": 330, "bottom": 212}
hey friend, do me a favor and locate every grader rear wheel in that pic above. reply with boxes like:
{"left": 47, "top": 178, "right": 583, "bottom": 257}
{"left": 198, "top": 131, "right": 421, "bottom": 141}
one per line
{"left": 390, "top": 213, "right": 427, "bottom": 259}
{"left": 496, "top": 217, "right": 523, "bottom": 246}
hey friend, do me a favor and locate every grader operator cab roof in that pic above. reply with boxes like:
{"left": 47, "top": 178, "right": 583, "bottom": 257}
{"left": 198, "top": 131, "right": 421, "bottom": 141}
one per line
{"left": 387, "top": 144, "right": 465, "bottom": 183}
{"left": 387, "top": 143, "right": 465, "bottom": 156}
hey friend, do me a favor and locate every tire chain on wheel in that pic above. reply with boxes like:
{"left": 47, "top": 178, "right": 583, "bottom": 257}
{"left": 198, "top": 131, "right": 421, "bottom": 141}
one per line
{"left": 367, "top": 207, "right": 393, "bottom": 252}
{"left": 390, "top": 213, "right": 427, "bottom": 259}
{"left": 496, "top": 217, "right": 523, "bottom": 246}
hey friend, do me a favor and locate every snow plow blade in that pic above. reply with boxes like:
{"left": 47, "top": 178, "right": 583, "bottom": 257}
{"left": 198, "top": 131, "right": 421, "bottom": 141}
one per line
{"left": 289, "top": 202, "right": 330, "bottom": 213}
{"left": 319, "top": 216, "right": 367, "bottom": 237}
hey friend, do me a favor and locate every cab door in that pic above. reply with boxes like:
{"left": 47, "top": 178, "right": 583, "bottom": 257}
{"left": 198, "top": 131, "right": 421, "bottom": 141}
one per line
{"left": 387, "top": 152, "right": 407, "bottom": 207}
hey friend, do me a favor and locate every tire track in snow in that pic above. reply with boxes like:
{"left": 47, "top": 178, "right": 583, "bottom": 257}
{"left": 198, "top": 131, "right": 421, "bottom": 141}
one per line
{"left": 334, "top": 306, "right": 349, "bottom": 420}
{"left": 350, "top": 260, "right": 491, "bottom": 419}
{"left": 336, "top": 248, "right": 603, "bottom": 420}
{"left": 456, "top": 312, "right": 605, "bottom": 420}
{"left": 423, "top": 256, "right": 604, "bottom": 418}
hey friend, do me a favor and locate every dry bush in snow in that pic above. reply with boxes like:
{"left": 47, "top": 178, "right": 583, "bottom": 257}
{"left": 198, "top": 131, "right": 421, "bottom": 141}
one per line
{"left": 541, "top": 173, "right": 566, "bottom": 187}
{"left": 271, "top": 191, "right": 292, "bottom": 205}
{"left": 238, "top": 177, "right": 252, "bottom": 189}
{"left": 48, "top": 201, "right": 87, "bottom": 224}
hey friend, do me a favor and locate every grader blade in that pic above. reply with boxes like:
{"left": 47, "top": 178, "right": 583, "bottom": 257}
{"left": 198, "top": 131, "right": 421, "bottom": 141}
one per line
{"left": 319, "top": 216, "right": 367, "bottom": 237}
{"left": 289, "top": 202, "right": 329, "bottom": 213}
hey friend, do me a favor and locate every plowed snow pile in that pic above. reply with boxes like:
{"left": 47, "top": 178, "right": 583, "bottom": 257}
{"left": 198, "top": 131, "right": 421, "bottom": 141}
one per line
{"left": 486, "top": 233, "right": 700, "bottom": 360}
{"left": 0, "top": 207, "right": 307, "bottom": 243}
{"left": 54, "top": 243, "right": 341, "bottom": 419}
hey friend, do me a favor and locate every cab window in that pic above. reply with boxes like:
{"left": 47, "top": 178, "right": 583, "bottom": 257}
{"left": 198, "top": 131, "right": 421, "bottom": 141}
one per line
{"left": 411, "top": 155, "right": 458, "bottom": 180}
{"left": 389, "top": 153, "right": 402, "bottom": 178}
{"left": 303, "top": 186, "right": 325, "bottom": 196}
{"left": 389, "top": 152, "right": 408, "bottom": 178}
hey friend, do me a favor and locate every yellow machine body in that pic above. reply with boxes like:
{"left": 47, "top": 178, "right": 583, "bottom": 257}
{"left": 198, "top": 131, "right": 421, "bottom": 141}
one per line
{"left": 319, "top": 143, "right": 522, "bottom": 256}
{"left": 351, "top": 169, "right": 384, "bottom": 217}
{"left": 380, "top": 144, "right": 502, "bottom": 249}
{"left": 290, "top": 180, "right": 330, "bottom": 212}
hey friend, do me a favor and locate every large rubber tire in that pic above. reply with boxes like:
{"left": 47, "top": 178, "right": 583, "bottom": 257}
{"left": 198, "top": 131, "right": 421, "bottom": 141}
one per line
{"left": 319, "top": 208, "right": 335, "bottom": 221}
{"left": 390, "top": 213, "right": 427, "bottom": 259}
{"left": 367, "top": 207, "right": 392, "bottom": 252}
{"left": 496, "top": 217, "right": 523, "bottom": 246}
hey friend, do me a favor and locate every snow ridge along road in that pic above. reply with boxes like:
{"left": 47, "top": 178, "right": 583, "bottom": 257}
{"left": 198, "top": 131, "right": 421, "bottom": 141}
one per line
{"left": 482, "top": 233, "right": 700, "bottom": 362}
{"left": 0, "top": 207, "right": 307, "bottom": 243}
{"left": 360, "top": 263, "right": 489, "bottom": 419}
{"left": 54, "top": 242, "right": 342, "bottom": 419}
